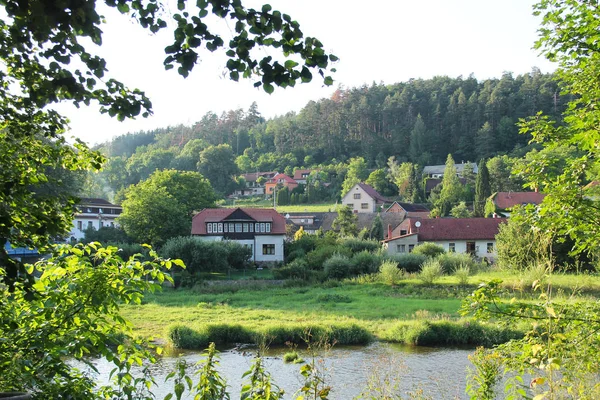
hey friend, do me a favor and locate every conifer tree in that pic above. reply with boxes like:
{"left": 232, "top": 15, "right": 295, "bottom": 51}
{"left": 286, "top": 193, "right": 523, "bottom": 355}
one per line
{"left": 474, "top": 159, "right": 491, "bottom": 217}
{"left": 435, "top": 154, "right": 463, "bottom": 216}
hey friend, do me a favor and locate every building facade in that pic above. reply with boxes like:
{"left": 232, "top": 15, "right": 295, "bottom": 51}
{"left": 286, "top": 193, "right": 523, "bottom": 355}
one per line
{"left": 191, "top": 208, "right": 286, "bottom": 263}
{"left": 68, "top": 198, "right": 122, "bottom": 241}
{"left": 341, "top": 183, "right": 389, "bottom": 213}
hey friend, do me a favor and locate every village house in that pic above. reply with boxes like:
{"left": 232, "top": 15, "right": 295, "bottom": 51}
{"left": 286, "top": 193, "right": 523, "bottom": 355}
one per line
{"left": 265, "top": 173, "right": 298, "bottom": 195}
{"left": 68, "top": 198, "right": 122, "bottom": 241}
{"left": 487, "top": 191, "right": 546, "bottom": 217}
{"left": 341, "top": 183, "right": 390, "bottom": 213}
{"left": 385, "top": 201, "right": 430, "bottom": 218}
{"left": 292, "top": 169, "right": 314, "bottom": 185}
{"left": 191, "top": 207, "right": 286, "bottom": 263}
{"left": 232, "top": 171, "right": 277, "bottom": 197}
{"left": 423, "top": 161, "right": 478, "bottom": 178}
{"left": 382, "top": 217, "right": 506, "bottom": 261}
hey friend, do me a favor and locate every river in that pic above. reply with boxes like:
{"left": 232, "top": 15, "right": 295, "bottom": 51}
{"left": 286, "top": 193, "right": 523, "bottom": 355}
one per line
{"left": 90, "top": 343, "right": 474, "bottom": 399}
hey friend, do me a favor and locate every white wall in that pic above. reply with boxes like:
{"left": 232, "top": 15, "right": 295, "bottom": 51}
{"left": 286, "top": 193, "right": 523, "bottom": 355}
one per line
{"left": 341, "top": 185, "right": 376, "bottom": 213}
{"left": 384, "top": 237, "right": 497, "bottom": 260}
{"left": 196, "top": 234, "right": 284, "bottom": 263}
{"left": 69, "top": 215, "right": 118, "bottom": 241}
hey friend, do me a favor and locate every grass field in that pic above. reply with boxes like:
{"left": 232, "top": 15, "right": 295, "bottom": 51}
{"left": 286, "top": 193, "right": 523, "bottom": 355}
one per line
{"left": 221, "top": 199, "right": 338, "bottom": 213}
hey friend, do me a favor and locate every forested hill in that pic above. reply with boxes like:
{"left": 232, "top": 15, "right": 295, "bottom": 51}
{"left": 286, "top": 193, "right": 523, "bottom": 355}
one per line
{"left": 90, "top": 69, "right": 565, "bottom": 198}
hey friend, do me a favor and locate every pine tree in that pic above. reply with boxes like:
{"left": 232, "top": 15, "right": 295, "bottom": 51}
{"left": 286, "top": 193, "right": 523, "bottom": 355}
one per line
{"left": 474, "top": 159, "right": 491, "bottom": 217}
{"left": 370, "top": 214, "right": 384, "bottom": 240}
{"left": 436, "top": 154, "right": 463, "bottom": 216}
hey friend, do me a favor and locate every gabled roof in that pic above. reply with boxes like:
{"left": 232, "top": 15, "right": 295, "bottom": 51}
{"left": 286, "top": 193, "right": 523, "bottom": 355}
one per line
{"left": 394, "top": 218, "right": 506, "bottom": 241}
{"left": 491, "top": 192, "right": 546, "bottom": 210}
{"left": 293, "top": 169, "right": 314, "bottom": 180}
{"left": 79, "top": 198, "right": 119, "bottom": 207}
{"left": 267, "top": 173, "right": 297, "bottom": 185}
{"left": 385, "top": 201, "right": 429, "bottom": 213}
{"left": 191, "top": 208, "right": 286, "bottom": 234}
{"left": 351, "top": 183, "right": 390, "bottom": 203}
{"left": 242, "top": 171, "right": 277, "bottom": 182}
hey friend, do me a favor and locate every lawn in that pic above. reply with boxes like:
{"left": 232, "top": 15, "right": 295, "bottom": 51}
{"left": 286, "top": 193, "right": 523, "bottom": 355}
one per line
{"left": 221, "top": 199, "right": 338, "bottom": 213}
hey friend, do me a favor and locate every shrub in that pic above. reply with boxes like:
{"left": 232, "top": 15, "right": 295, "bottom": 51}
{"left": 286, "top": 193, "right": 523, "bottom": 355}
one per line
{"left": 306, "top": 245, "right": 351, "bottom": 270}
{"left": 412, "top": 242, "right": 445, "bottom": 258}
{"left": 323, "top": 253, "right": 353, "bottom": 280}
{"left": 379, "top": 260, "right": 403, "bottom": 285}
{"left": 388, "top": 253, "right": 428, "bottom": 273}
{"left": 437, "top": 252, "right": 476, "bottom": 273}
{"left": 107, "top": 242, "right": 148, "bottom": 261}
{"left": 419, "top": 259, "right": 443, "bottom": 284}
{"left": 273, "top": 259, "right": 323, "bottom": 281}
{"left": 351, "top": 250, "right": 383, "bottom": 275}
{"left": 221, "top": 240, "right": 253, "bottom": 269}
{"left": 283, "top": 351, "right": 303, "bottom": 363}
{"left": 340, "top": 238, "right": 380, "bottom": 254}
{"left": 454, "top": 264, "right": 471, "bottom": 285}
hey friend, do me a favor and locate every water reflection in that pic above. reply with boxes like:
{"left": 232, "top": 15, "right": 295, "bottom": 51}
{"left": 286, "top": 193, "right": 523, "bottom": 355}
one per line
{"left": 90, "top": 343, "right": 473, "bottom": 399}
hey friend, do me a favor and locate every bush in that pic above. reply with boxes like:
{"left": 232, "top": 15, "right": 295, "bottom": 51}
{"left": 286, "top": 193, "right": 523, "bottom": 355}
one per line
{"left": 283, "top": 351, "right": 303, "bottom": 363}
{"left": 379, "top": 260, "right": 403, "bottom": 285}
{"left": 323, "top": 253, "right": 353, "bottom": 280}
{"left": 306, "top": 245, "right": 351, "bottom": 270}
{"left": 351, "top": 250, "right": 383, "bottom": 275}
{"left": 273, "top": 259, "right": 324, "bottom": 281}
{"left": 412, "top": 242, "right": 445, "bottom": 258}
{"left": 437, "top": 252, "right": 477, "bottom": 273}
{"left": 340, "top": 238, "right": 380, "bottom": 254}
{"left": 107, "top": 242, "right": 149, "bottom": 261}
{"left": 388, "top": 253, "right": 428, "bottom": 273}
{"left": 419, "top": 259, "right": 444, "bottom": 284}
{"left": 454, "top": 265, "right": 471, "bottom": 285}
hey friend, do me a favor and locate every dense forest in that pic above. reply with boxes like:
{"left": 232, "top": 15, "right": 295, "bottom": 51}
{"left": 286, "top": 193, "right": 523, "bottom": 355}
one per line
{"left": 86, "top": 69, "right": 566, "bottom": 201}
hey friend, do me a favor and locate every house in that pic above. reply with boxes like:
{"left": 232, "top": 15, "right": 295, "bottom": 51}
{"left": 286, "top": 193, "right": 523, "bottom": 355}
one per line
{"left": 488, "top": 191, "right": 546, "bottom": 217}
{"left": 284, "top": 213, "right": 325, "bottom": 234}
{"left": 68, "top": 198, "right": 122, "bottom": 241}
{"left": 191, "top": 207, "right": 286, "bottom": 263}
{"left": 385, "top": 201, "right": 430, "bottom": 218}
{"left": 292, "top": 169, "right": 314, "bottom": 185}
{"left": 341, "top": 183, "right": 390, "bottom": 213}
{"left": 382, "top": 217, "right": 506, "bottom": 261}
{"left": 265, "top": 173, "right": 298, "bottom": 195}
{"left": 423, "top": 162, "right": 478, "bottom": 179}
{"left": 424, "top": 177, "right": 468, "bottom": 198}
{"left": 232, "top": 171, "right": 278, "bottom": 197}
{"left": 284, "top": 211, "right": 406, "bottom": 238}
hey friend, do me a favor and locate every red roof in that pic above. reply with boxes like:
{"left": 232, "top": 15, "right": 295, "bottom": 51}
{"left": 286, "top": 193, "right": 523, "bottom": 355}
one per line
{"left": 356, "top": 183, "right": 389, "bottom": 203}
{"left": 242, "top": 171, "right": 277, "bottom": 182}
{"left": 492, "top": 192, "right": 546, "bottom": 210}
{"left": 293, "top": 169, "right": 314, "bottom": 180}
{"left": 267, "top": 173, "right": 298, "bottom": 185}
{"left": 191, "top": 208, "right": 286, "bottom": 235}
{"left": 389, "top": 218, "right": 506, "bottom": 241}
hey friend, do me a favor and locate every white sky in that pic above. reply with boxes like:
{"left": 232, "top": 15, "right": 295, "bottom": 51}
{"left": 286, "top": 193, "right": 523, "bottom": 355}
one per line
{"left": 58, "top": 0, "right": 556, "bottom": 145}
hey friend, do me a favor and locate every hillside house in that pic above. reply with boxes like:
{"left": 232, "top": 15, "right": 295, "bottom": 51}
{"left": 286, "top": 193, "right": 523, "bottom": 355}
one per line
{"left": 232, "top": 171, "right": 277, "bottom": 197}
{"left": 488, "top": 191, "right": 546, "bottom": 217}
{"left": 341, "top": 183, "right": 390, "bottom": 213}
{"left": 265, "top": 173, "right": 298, "bottom": 195}
{"left": 191, "top": 208, "right": 286, "bottom": 263}
{"left": 68, "top": 198, "right": 122, "bottom": 241}
{"left": 292, "top": 169, "right": 314, "bottom": 185}
{"left": 382, "top": 217, "right": 506, "bottom": 261}
{"left": 423, "top": 162, "right": 478, "bottom": 178}
{"left": 385, "top": 201, "right": 430, "bottom": 218}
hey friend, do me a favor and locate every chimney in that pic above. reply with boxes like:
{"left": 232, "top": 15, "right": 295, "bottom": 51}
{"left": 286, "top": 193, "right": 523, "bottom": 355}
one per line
{"left": 534, "top": 186, "right": 539, "bottom": 193}
{"left": 387, "top": 224, "right": 392, "bottom": 240}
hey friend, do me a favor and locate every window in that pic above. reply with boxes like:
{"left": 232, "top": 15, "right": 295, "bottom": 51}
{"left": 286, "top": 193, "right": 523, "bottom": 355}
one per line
{"left": 100, "top": 221, "right": 104, "bottom": 228}
{"left": 77, "top": 221, "right": 82, "bottom": 230}
{"left": 110, "top": 222, "right": 115, "bottom": 227}
{"left": 87, "top": 221, "right": 93, "bottom": 229}
{"left": 255, "top": 223, "right": 260, "bottom": 232}
{"left": 207, "top": 223, "right": 213, "bottom": 233}
{"left": 354, "top": 193, "right": 361, "bottom": 199}
{"left": 229, "top": 223, "right": 234, "bottom": 232}
{"left": 400, "top": 230, "right": 407, "bottom": 236}
{"left": 260, "top": 223, "right": 265, "bottom": 233}
{"left": 361, "top": 203, "right": 369, "bottom": 209}
{"left": 224, "top": 223, "right": 228, "bottom": 233}
{"left": 262, "top": 244, "right": 275, "bottom": 255}
{"left": 397, "top": 244, "right": 406, "bottom": 253}
{"left": 235, "top": 223, "right": 242, "bottom": 233}
{"left": 266, "top": 223, "right": 271, "bottom": 233}
{"left": 487, "top": 243, "right": 494, "bottom": 253}
{"left": 449, "top": 243, "right": 455, "bottom": 253}
{"left": 243, "top": 223, "right": 249, "bottom": 232}
{"left": 408, "top": 244, "right": 414, "bottom": 253}
{"left": 218, "top": 223, "right": 223, "bottom": 233}
{"left": 249, "top": 224, "right": 254, "bottom": 232}
{"left": 346, "top": 203, "right": 353, "bottom": 208}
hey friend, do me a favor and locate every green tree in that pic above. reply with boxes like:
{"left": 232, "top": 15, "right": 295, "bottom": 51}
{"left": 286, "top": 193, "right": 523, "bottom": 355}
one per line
{"left": 409, "top": 114, "right": 429, "bottom": 164}
{"left": 434, "top": 154, "right": 463, "bottom": 216}
{"left": 475, "top": 122, "right": 496, "bottom": 160}
{"left": 365, "top": 169, "right": 389, "bottom": 195}
{"left": 474, "top": 159, "right": 491, "bottom": 217}
{"left": 120, "top": 170, "right": 216, "bottom": 245}
{"left": 198, "top": 144, "right": 239, "bottom": 196}
{"left": 332, "top": 206, "right": 358, "bottom": 237}
{"left": 341, "top": 157, "right": 369, "bottom": 197}
{"left": 450, "top": 201, "right": 471, "bottom": 218}
{"left": 370, "top": 214, "right": 384, "bottom": 240}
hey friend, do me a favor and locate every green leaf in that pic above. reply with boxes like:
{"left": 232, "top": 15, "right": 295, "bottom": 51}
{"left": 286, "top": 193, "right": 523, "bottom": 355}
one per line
{"left": 263, "top": 83, "right": 274, "bottom": 94}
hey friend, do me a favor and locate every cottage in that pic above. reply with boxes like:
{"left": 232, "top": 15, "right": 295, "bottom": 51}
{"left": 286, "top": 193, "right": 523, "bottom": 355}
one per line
{"left": 488, "top": 191, "right": 546, "bottom": 217}
{"left": 232, "top": 171, "right": 278, "bottom": 197}
{"left": 292, "top": 169, "right": 314, "bottom": 185}
{"left": 265, "top": 173, "right": 299, "bottom": 195}
{"left": 341, "top": 183, "right": 390, "bottom": 213}
{"left": 423, "top": 162, "right": 478, "bottom": 178}
{"left": 383, "top": 217, "right": 506, "bottom": 261}
{"left": 191, "top": 208, "right": 286, "bottom": 263}
{"left": 69, "top": 198, "right": 122, "bottom": 241}
{"left": 385, "top": 201, "right": 430, "bottom": 218}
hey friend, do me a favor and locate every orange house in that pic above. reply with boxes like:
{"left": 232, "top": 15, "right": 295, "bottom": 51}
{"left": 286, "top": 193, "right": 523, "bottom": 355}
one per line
{"left": 265, "top": 173, "right": 298, "bottom": 195}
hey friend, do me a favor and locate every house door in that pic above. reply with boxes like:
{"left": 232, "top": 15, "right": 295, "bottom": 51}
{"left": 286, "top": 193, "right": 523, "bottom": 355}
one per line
{"left": 466, "top": 241, "right": 476, "bottom": 255}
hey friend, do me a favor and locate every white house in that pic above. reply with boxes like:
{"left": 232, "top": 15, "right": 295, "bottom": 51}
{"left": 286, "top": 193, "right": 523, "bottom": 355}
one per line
{"left": 231, "top": 171, "right": 278, "bottom": 197}
{"left": 68, "top": 198, "right": 122, "bottom": 241}
{"left": 423, "top": 162, "right": 478, "bottom": 178}
{"left": 341, "top": 183, "right": 390, "bottom": 213}
{"left": 191, "top": 207, "right": 286, "bottom": 263}
{"left": 382, "top": 217, "right": 506, "bottom": 261}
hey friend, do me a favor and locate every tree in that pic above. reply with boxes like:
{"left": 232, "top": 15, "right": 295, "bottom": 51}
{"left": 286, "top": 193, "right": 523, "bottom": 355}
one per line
{"left": 341, "top": 157, "right": 369, "bottom": 197}
{"left": 474, "top": 159, "right": 491, "bottom": 217}
{"left": 198, "top": 144, "right": 239, "bottom": 196}
{"left": 332, "top": 206, "right": 358, "bottom": 237}
{"left": 434, "top": 154, "right": 463, "bottom": 216}
{"left": 450, "top": 201, "right": 471, "bottom": 218}
{"left": 119, "top": 170, "right": 216, "bottom": 245}
{"left": 409, "top": 114, "right": 430, "bottom": 164}
{"left": 475, "top": 122, "right": 496, "bottom": 160}
{"left": 370, "top": 214, "right": 384, "bottom": 241}
{"left": 365, "top": 169, "right": 389, "bottom": 195}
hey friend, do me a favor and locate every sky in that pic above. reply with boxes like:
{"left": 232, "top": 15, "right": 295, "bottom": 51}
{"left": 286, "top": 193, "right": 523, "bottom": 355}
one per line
{"left": 58, "top": 0, "right": 556, "bottom": 145}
